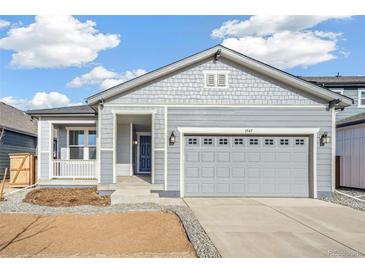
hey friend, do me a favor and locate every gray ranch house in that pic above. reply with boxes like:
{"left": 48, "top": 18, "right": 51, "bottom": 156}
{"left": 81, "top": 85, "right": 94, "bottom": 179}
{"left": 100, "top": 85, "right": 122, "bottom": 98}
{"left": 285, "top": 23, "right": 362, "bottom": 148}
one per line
{"left": 28, "top": 45, "right": 353, "bottom": 198}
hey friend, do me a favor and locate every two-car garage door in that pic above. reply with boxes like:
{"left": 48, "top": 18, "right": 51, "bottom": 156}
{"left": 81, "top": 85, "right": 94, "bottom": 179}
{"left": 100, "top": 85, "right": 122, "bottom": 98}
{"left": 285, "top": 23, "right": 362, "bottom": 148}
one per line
{"left": 184, "top": 136, "right": 309, "bottom": 197}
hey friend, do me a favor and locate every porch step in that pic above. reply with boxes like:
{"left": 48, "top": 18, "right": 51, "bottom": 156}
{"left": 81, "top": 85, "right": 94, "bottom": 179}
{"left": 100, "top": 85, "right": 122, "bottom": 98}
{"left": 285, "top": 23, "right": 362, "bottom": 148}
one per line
{"left": 113, "top": 188, "right": 152, "bottom": 196}
{"left": 111, "top": 190, "right": 159, "bottom": 204}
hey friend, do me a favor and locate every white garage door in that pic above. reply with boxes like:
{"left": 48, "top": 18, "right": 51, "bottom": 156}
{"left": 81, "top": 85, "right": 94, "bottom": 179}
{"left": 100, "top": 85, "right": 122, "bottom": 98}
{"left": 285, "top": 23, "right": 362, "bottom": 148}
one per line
{"left": 184, "top": 136, "right": 309, "bottom": 197}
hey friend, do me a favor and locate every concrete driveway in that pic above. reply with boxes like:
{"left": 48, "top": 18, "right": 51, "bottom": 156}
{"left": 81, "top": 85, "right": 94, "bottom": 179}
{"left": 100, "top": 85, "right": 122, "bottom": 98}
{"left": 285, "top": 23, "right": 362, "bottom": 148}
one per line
{"left": 184, "top": 198, "right": 365, "bottom": 258}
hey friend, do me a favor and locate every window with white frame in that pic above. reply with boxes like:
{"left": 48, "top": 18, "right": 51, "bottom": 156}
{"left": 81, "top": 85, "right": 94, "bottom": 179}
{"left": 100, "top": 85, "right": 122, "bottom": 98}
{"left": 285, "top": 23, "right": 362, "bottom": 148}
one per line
{"left": 204, "top": 71, "right": 228, "bottom": 88}
{"left": 68, "top": 128, "right": 96, "bottom": 160}
{"left": 359, "top": 89, "right": 365, "bottom": 107}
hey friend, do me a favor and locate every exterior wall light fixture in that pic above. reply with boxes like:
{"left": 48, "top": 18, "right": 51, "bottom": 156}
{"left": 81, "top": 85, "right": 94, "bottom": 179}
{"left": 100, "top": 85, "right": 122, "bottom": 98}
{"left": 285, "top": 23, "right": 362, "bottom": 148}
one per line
{"left": 169, "top": 131, "right": 176, "bottom": 145}
{"left": 320, "top": 132, "right": 331, "bottom": 146}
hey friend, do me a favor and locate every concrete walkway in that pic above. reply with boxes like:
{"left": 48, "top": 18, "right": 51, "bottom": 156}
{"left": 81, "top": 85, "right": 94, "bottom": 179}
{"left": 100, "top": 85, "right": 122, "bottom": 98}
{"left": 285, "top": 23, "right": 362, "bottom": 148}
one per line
{"left": 184, "top": 198, "right": 365, "bottom": 258}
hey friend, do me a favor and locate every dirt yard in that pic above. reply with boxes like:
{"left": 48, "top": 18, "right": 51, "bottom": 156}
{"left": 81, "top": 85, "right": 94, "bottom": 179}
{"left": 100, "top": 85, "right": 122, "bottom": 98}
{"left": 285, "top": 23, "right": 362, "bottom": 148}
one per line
{"left": 0, "top": 211, "right": 196, "bottom": 257}
{"left": 23, "top": 188, "right": 110, "bottom": 207}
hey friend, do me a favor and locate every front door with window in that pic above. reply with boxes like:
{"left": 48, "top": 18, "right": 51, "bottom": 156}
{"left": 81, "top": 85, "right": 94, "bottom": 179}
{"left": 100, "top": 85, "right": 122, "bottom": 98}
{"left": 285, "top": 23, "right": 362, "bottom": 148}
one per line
{"left": 139, "top": 135, "right": 151, "bottom": 173}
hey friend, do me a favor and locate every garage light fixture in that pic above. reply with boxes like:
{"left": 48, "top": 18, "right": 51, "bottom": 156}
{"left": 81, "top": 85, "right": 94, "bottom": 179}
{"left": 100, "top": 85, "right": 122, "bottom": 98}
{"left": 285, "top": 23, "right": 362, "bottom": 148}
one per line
{"left": 133, "top": 140, "right": 138, "bottom": 145}
{"left": 169, "top": 131, "right": 176, "bottom": 145}
{"left": 320, "top": 132, "right": 331, "bottom": 146}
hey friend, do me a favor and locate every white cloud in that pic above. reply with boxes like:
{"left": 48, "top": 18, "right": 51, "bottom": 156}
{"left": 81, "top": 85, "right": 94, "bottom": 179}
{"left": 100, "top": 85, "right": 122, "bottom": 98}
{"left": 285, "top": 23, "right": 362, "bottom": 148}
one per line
{"left": 0, "top": 15, "right": 120, "bottom": 68}
{"left": 1, "top": 92, "right": 81, "bottom": 110}
{"left": 212, "top": 15, "right": 350, "bottom": 69}
{"left": 67, "top": 66, "right": 146, "bottom": 90}
{"left": 0, "top": 19, "right": 10, "bottom": 29}
{"left": 222, "top": 31, "right": 338, "bottom": 69}
{"left": 211, "top": 15, "right": 349, "bottom": 38}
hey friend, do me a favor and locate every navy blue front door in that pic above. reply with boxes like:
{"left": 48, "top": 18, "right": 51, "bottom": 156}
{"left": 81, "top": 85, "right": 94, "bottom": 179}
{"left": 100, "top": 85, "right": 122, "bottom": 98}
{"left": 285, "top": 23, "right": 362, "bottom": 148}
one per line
{"left": 139, "top": 135, "right": 151, "bottom": 173}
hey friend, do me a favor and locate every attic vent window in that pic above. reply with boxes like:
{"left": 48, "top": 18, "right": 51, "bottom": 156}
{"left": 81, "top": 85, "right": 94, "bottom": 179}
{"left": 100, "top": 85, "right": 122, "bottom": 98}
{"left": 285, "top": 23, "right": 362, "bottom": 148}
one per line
{"left": 204, "top": 71, "right": 228, "bottom": 88}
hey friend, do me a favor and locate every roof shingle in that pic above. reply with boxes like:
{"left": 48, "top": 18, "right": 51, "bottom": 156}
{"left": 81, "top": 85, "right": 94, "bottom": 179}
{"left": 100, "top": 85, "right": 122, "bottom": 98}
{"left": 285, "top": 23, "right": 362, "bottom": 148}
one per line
{"left": 0, "top": 102, "right": 37, "bottom": 136}
{"left": 26, "top": 105, "right": 96, "bottom": 115}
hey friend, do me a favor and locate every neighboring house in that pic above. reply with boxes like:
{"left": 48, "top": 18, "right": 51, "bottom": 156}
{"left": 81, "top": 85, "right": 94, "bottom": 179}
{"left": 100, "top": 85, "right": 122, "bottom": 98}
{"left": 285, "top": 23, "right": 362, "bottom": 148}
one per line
{"left": 0, "top": 102, "right": 38, "bottom": 179}
{"left": 301, "top": 76, "right": 365, "bottom": 120}
{"left": 336, "top": 113, "right": 365, "bottom": 189}
{"left": 27, "top": 45, "right": 352, "bottom": 198}
{"left": 301, "top": 76, "right": 365, "bottom": 190}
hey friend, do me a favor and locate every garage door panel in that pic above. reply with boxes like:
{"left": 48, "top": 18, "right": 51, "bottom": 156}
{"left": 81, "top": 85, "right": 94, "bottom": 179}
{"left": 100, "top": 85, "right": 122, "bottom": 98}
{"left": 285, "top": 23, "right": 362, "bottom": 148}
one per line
{"left": 186, "top": 151, "right": 200, "bottom": 162}
{"left": 201, "top": 183, "right": 215, "bottom": 193}
{"left": 216, "top": 151, "right": 230, "bottom": 162}
{"left": 247, "top": 167, "right": 260, "bottom": 178}
{"left": 184, "top": 135, "right": 309, "bottom": 197}
{"left": 231, "top": 152, "right": 245, "bottom": 162}
{"left": 216, "top": 183, "right": 230, "bottom": 193}
{"left": 216, "top": 167, "right": 230, "bottom": 178}
{"left": 261, "top": 152, "right": 275, "bottom": 162}
{"left": 185, "top": 167, "right": 199, "bottom": 178}
{"left": 247, "top": 152, "right": 260, "bottom": 162}
{"left": 201, "top": 151, "right": 215, "bottom": 162}
{"left": 231, "top": 167, "right": 245, "bottom": 178}
{"left": 201, "top": 167, "right": 215, "bottom": 178}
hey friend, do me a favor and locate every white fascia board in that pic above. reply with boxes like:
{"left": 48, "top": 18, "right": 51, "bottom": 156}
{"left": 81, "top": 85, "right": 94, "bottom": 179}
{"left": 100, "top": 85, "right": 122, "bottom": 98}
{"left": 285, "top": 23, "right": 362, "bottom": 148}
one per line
{"left": 177, "top": 127, "right": 320, "bottom": 135}
{"left": 48, "top": 120, "right": 96, "bottom": 124}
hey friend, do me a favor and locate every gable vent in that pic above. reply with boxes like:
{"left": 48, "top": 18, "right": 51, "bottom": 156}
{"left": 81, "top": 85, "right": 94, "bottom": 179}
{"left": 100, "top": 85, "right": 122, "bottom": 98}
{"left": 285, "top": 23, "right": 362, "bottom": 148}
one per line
{"left": 217, "top": 74, "right": 226, "bottom": 87}
{"left": 206, "top": 74, "right": 215, "bottom": 87}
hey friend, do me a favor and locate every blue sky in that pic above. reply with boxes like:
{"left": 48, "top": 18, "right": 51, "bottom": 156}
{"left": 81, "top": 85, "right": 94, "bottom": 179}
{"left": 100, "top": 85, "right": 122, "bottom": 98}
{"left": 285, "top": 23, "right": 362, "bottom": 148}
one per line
{"left": 0, "top": 15, "right": 364, "bottom": 110}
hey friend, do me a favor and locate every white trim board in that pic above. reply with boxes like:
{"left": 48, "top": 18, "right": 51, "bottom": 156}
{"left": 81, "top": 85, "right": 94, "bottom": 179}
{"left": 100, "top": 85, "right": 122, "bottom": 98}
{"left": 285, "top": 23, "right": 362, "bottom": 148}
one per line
{"left": 177, "top": 127, "right": 320, "bottom": 199}
{"left": 358, "top": 89, "right": 365, "bottom": 108}
{"left": 104, "top": 104, "right": 326, "bottom": 109}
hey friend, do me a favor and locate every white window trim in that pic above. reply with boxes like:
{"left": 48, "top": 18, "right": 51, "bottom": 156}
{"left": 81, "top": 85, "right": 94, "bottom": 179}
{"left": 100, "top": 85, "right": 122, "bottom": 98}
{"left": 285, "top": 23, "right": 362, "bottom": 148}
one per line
{"left": 203, "top": 70, "right": 229, "bottom": 89}
{"left": 329, "top": 88, "right": 344, "bottom": 95}
{"left": 66, "top": 127, "right": 96, "bottom": 160}
{"left": 358, "top": 89, "right": 365, "bottom": 108}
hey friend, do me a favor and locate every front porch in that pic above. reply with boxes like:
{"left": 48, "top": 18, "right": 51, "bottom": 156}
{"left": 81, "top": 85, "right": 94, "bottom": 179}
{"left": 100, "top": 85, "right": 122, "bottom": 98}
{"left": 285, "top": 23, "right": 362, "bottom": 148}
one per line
{"left": 46, "top": 122, "right": 98, "bottom": 181}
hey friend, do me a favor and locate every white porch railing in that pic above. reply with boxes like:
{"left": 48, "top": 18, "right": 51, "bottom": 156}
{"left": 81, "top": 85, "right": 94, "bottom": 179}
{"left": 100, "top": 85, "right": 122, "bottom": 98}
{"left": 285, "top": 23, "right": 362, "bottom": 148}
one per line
{"left": 52, "top": 160, "right": 96, "bottom": 178}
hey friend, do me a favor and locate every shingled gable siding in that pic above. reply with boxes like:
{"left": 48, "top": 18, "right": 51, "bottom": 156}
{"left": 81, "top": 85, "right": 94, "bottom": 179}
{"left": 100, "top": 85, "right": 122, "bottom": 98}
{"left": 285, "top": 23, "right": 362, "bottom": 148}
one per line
{"left": 106, "top": 58, "right": 324, "bottom": 106}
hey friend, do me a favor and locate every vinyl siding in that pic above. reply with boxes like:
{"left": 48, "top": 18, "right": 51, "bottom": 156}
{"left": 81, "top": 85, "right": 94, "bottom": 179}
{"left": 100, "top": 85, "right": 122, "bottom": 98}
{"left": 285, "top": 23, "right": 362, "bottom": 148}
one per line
{"left": 337, "top": 124, "right": 365, "bottom": 188}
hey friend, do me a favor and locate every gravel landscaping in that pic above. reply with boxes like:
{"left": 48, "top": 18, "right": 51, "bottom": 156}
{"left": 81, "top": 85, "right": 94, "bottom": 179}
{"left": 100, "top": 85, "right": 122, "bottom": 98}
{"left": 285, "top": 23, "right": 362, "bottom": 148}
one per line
{"left": 320, "top": 189, "right": 365, "bottom": 212}
{"left": 0, "top": 187, "right": 220, "bottom": 258}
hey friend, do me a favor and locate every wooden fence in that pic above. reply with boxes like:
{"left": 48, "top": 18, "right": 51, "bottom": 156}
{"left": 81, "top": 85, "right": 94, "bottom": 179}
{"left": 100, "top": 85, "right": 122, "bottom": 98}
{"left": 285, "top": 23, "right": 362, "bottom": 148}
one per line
{"left": 9, "top": 153, "right": 36, "bottom": 187}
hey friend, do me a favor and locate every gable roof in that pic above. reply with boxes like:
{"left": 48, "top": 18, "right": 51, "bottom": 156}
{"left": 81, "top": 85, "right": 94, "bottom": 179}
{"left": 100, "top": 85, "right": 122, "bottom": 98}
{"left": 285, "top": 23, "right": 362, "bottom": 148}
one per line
{"left": 300, "top": 76, "right": 365, "bottom": 87}
{"left": 0, "top": 102, "right": 37, "bottom": 136}
{"left": 27, "top": 105, "right": 96, "bottom": 116}
{"left": 86, "top": 44, "right": 353, "bottom": 108}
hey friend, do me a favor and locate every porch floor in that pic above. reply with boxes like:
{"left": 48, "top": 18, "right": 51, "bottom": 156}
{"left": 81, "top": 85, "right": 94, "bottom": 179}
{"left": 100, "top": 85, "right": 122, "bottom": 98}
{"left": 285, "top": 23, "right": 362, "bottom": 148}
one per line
{"left": 38, "top": 179, "right": 98, "bottom": 187}
{"left": 116, "top": 175, "right": 151, "bottom": 185}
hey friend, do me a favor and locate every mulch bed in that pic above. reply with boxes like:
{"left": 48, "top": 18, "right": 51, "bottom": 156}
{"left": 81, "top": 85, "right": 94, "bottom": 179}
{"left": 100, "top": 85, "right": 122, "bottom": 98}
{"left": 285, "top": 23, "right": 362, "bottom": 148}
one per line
{"left": 23, "top": 188, "right": 110, "bottom": 207}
